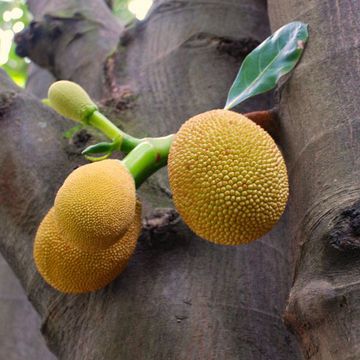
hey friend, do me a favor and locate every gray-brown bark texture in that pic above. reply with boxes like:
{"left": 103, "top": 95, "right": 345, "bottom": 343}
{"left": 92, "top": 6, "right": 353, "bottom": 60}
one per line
{"left": 4, "top": 0, "right": 355, "bottom": 359}
{"left": 0, "top": 255, "right": 55, "bottom": 360}
{"left": 267, "top": 1, "right": 360, "bottom": 359}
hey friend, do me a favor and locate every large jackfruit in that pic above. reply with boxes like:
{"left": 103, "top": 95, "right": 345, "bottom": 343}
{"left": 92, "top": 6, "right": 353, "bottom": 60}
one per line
{"left": 168, "top": 109, "right": 288, "bottom": 245}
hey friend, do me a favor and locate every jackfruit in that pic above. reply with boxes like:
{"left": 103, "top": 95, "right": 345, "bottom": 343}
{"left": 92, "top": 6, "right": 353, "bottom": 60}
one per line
{"left": 34, "top": 202, "right": 142, "bottom": 293}
{"left": 168, "top": 109, "right": 288, "bottom": 245}
{"left": 48, "top": 80, "right": 97, "bottom": 123}
{"left": 54, "top": 159, "right": 136, "bottom": 250}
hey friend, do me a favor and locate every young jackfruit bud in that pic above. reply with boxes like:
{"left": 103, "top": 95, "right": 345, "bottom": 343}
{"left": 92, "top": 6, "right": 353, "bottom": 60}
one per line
{"left": 168, "top": 109, "right": 289, "bottom": 246}
{"left": 54, "top": 159, "right": 136, "bottom": 251}
{"left": 34, "top": 202, "right": 142, "bottom": 294}
{"left": 48, "top": 80, "right": 98, "bottom": 123}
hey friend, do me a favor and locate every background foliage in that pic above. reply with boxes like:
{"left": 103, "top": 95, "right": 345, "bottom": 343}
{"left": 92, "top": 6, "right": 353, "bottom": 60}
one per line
{"left": 0, "top": 0, "right": 31, "bottom": 86}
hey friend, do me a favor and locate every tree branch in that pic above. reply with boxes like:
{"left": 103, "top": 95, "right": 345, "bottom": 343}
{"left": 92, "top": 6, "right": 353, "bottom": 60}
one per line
{"left": 15, "top": 0, "right": 123, "bottom": 99}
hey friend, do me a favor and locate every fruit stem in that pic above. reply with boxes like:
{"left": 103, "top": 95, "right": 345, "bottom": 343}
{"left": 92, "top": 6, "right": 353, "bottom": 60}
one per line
{"left": 88, "top": 111, "right": 141, "bottom": 153}
{"left": 85, "top": 110, "right": 174, "bottom": 186}
{"left": 245, "top": 109, "right": 278, "bottom": 139}
{"left": 122, "top": 134, "right": 174, "bottom": 188}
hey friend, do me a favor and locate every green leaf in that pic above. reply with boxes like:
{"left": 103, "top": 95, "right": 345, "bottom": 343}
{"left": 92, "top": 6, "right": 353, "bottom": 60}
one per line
{"left": 82, "top": 142, "right": 114, "bottom": 155}
{"left": 81, "top": 137, "right": 122, "bottom": 162}
{"left": 224, "top": 21, "right": 308, "bottom": 110}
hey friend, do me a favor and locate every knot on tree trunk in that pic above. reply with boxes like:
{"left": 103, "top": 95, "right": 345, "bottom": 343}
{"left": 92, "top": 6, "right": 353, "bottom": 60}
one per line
{"left": 14, "top": 18, "right": 64, "bottom": 70}
{"left": 328, "top": 201, "right": 360, "bottom": 252}
{"left": 284, "top": 280, "right": 340, "bottom": 359}
{"left": 285, "top": 280, "right": 337, "bottom": 329}
{"left": 217, "top": 36, "right": 260, "bottom": 60}
{"left": 139, "top": 208, "right": 191, "bottom": 250}
{"left": 181, "top": 32, "right": 260, "bottom": 60}
{"left": 102, "top": 53, "right": 137, "bottom": 111}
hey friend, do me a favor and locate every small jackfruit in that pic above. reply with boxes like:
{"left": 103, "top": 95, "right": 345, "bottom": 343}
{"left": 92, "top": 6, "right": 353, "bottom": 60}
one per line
{"left": 34, "top": 203, "right": 142, "bottom": 293}
{"left": 54, "top": 159, "right": 136, "bottom": 251}
{"left": 48, "top": 80, "right": 97, "bottom": 123}
{"left": 168, "top": 109, "right": 288, "bottom": 245}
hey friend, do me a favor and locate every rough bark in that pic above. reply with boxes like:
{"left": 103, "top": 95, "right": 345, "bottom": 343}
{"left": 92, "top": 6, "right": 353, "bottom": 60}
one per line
{"left": 268, "top": 1, "right": 360, "bottom": 359}
{"left": 0, "top": 0, "right": 302, "bottom": 359}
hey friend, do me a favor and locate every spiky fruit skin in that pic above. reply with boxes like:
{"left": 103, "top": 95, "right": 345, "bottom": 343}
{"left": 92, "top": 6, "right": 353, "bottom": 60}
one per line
{"left": 48, "top": 80, "right": 97, "bottom": 122}
{"left": 54, "top": 160, "right": 136, "bottom": 251}
{"left": 168, "top": 109, "right": 288, "bottom": 245}
{"left": 34, "top": 203, "right": 141, "bottom": 293}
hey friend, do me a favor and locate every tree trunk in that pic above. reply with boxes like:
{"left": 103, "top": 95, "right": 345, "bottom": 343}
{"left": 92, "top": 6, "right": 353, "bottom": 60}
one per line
{"left": 267, "top": 1, "right": 360, "bottom": 359}
{"left": 3, "top": 0, "right": 345, "bottom": 358}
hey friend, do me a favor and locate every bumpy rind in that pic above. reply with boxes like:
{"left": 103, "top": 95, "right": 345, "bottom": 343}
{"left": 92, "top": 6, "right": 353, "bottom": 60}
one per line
{"left": 48, "top": 80, "right": 97, "bottom": 123}
{"left": 34, "top": 202, "right": 142, "bottom": 293}
{"left": 168, "top": 109, "right": 289, "bottom": 245}
{"left": 54, "top": 159, "right": 136, "bottom": 251}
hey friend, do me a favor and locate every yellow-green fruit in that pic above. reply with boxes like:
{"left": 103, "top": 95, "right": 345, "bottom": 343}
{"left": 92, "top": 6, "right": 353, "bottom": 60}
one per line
{"left": 168, "top": 109, "right": 288, "bottom": 245}
{"left": 48, "top": 80, "right": 97, "bottom": 122}
{"left": 54, "top": 159, "right": 136, "bottom": 250}
{"left": 34, "top": 203, "right": 142, "bottom": 293}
